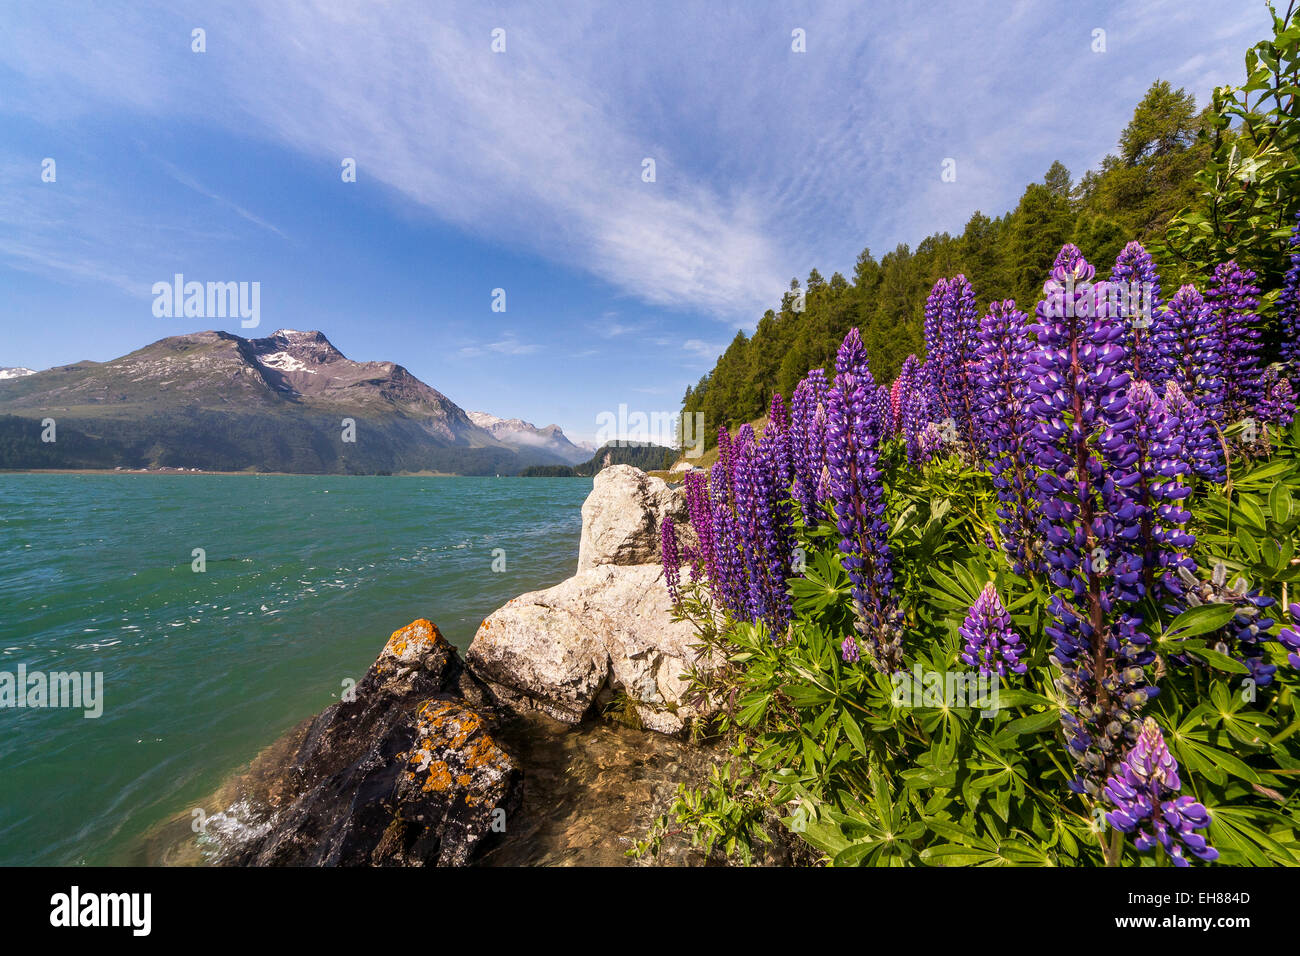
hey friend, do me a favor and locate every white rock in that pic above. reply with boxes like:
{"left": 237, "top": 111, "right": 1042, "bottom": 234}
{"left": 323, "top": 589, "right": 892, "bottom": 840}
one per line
{"left": 466, "top": 599, "right": 609, "bottom": 724}
{"left": 576, "top": 464, "right": 692, "bottom": 572}
{"left": 467, "top": 564, "right": 712, "bottom": 735}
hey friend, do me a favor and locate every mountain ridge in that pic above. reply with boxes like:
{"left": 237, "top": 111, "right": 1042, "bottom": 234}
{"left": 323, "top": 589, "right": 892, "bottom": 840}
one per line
{"left": 466, "top": 411, "right": 591, "bottom": 465}
{"left": 0, "top": 329, "right": 577, "bottom": 474}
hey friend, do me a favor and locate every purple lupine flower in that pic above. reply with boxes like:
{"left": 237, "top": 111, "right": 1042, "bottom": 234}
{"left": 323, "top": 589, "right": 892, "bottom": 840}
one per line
{"left": 917, "top": 421, "right": 945, "bottom": 461}
{"left": 683, "top": 470, "right": 715, "bottom": 586}
{"left": 934, "top": 275, "right": 982, "bottom": 454}
{"left": 959, "top": 583, "right": 1026, "bottom": 677}
{"left": 1162, "top": 380, "right": 1224, "bottom": 483}
{"left": 1279, "top": 602, "right": 1300, "bottom": 670}
{"left": 1105, "top": 718, "right": 1219, "bottom": 866}
{"left": 730, "top": 423, "right": 794, "bottom": 630}
{"left": 1229, "top": 590, "right": 1278, "bottom": 686}
{"left": 1151, "top": 285, "right": 1225, "bottom": 421}
{"left": 1258, "top": 366, "right": 1297, "bottom": 431}
{"left": 661, "top": 519, "right": 682, "bottom": 607}
{"left": 712, "top": 499, "right": 747, "bottom": 616}
{"left": 704, "top": 426, "right": 752, "bottom": 619}
{"left": 715, "top": 426, "right": 734, "bottom": 505}
{"left": 730, "top": 427, "right": 764, "bottom": 623}
{"left": 1051, "top": 242, "right": 1085, "bottom": 273}
{"left": 898, "top": 354, "right": 930, "bottom": 463}
{"left": 871, "top": 381, "right": 892, "bottom": 452}
{"left": 841, "top": 632, "right": 860, "bottom": 664}
{"left": 973, "top": 299, "right": 1041, "bottom": 575}
{"left": 1028, "top": 246, "right": 1153, "bottom": 794}
{"left": 923, "top": 278, "right": 949, "bottom": 397}
{"left": 1281, "top": 213, "right": 1300, "bottom": 374}
{"left": 814, "top": 463, "right": 830, "bottom": 503}
{"left": 1151, "top": 286, "right": 1226, "bottom": 484}
{"left": 1206, "top": 261, "right": 1264, "bottom": 418}
{"left": 1110, "top": 241, "right": 1161, "bottom": 381}
{"left": 768, "top": 392, "right": 790, "bottom": 431}
{"left": 826, "top": 327, "right": 902, "bottom": 669}
{"left": 1099, "top": 379, "right": 1196, "bottom": 605}
{"left": 790, "top": 368, "right": 830, "bottom": 523}
{"left": 736, "top": 423, "right": 756, "bottom": 453}
{"left": 765, "top": 392, "right": 793, "bottom": 489}
{"left": 1176, "top": 564, "right": 1278, "bottom": 686}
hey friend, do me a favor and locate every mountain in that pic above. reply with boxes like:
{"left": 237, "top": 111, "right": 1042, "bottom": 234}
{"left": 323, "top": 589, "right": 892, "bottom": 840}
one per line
{"left": 0, "top": 368, "right": 37, "bottom": 380}
{"left": 466, "top": 411, "right": 591, "bottom": 465}
{"left": 0, "top": 329, "right": 576, "bottom": 474}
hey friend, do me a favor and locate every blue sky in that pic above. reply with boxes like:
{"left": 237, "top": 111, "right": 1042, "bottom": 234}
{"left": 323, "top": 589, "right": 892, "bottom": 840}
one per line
{"left": 0, "top": 0, "right": 1272, "bottom": 444}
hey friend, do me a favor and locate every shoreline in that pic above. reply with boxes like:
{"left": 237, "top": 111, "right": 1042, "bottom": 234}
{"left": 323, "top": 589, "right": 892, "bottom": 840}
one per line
{"left": 0, "top": 469, "right": 561, "bottom": 477}
{"left": 128, "top": 464, "right": 706, "bottom": 867}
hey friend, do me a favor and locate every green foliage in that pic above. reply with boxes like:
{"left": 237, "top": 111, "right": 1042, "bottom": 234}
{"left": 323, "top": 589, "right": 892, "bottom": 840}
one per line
{"left": 519, "top": 464, "right": 581, "bottom": 477}
{"left": 637, "top": 428, "right": 1300, "bottom": 867}
{"left": 571, "top": 442, "right": 674, "bottom": 476}
{"left": 1162, "top": 2, "right": 1300, "bottom": 296}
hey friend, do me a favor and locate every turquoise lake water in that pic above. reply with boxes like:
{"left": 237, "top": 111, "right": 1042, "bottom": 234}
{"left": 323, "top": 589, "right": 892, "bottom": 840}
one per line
{"left": 0, "top": 474, "right": 591, "bottom": 866}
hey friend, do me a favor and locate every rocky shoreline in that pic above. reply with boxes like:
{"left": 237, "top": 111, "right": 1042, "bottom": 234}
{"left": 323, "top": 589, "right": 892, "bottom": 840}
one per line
{"left": 148, "top": 465, "right": 728, "bottom": 867}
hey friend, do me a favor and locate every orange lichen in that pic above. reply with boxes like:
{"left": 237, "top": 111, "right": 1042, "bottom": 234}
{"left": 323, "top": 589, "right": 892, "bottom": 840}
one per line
{"left": 464, "top": 735, "right": 506, "bottom": 771}
{"left": 421, "top": 759, "right": 454, "bottom": 793}
{"left": 382, "top": 618, "right": 445, "bottom": 661}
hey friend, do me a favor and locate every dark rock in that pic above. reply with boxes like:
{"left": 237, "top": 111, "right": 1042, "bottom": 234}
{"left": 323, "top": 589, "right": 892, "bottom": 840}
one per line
{"left": 224, "top": 619, "right": 520, "bottom": 867}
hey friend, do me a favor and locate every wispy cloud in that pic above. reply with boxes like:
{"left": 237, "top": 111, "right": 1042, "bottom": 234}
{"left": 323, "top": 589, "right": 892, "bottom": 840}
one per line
{"left": 458, "top": 332, "right": 541, "bottom": 358}
{"left": 591, "top": 321, "right": 642, "bottom": 338}
{"left": 0, "top": 0, "right": 1272, "bottom": 324}
{"left": 682, "top": 338, "right": 723, "bottom": 362}
{"left": 156, "top": 158, "right": 286, "bottom": 239}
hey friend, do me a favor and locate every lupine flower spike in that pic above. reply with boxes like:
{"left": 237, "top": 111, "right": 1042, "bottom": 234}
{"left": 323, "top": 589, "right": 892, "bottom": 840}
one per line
{"left": 1028, "top": 245, "right": 1155, "bottom": 794}
{"left": 959, "top": 583, "right": 1026, "bottom": 677}
{"left": 1281, "top": 212, "right": 1300, "bottom": 374}
{"left": 826, "top": 327, "right": 902, "bottom": 669}
{"left": 1105, "top": 718, "right": 1218, "bottom": 866}
{"left": 1206, "top": 261, "right": 1263, "bottom": 418}
{"left": 661, "top": 519, "right": 682, "bottom": 608}
{"left": 1110, "top": 241, "right": 1162, "bottom": 381}
{"left": 973, "top": 299, "right": 1040, "bottom": 573}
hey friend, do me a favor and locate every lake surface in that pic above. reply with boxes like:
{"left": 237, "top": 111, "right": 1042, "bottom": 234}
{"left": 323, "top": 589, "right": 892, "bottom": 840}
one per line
{"left": 0, "top": 474, "right": 590, "bottom": 865}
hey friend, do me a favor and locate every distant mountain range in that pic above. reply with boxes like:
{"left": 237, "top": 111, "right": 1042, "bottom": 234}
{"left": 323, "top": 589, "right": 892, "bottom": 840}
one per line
{"left": 467, "top": 411, "right": 592, "bottom": 465}
{"left": 0, "top": 330, "right": 591, "bottom": 475}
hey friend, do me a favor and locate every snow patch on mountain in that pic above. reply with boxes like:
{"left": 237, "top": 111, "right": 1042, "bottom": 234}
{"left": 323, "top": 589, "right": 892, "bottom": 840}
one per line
{"left": 256, "top": 351, "right": 317, "bottom": 374}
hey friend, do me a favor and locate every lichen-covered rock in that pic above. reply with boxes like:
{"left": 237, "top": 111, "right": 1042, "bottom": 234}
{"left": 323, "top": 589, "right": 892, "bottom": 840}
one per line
{"left": 223, "top": 619, "right": 519, "bottom": 867}
{"left": 576, "top": 464, "right": 693, "bottom": 572}
{"left": 467, "top": 565, "right": 713, "bottom": 735}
